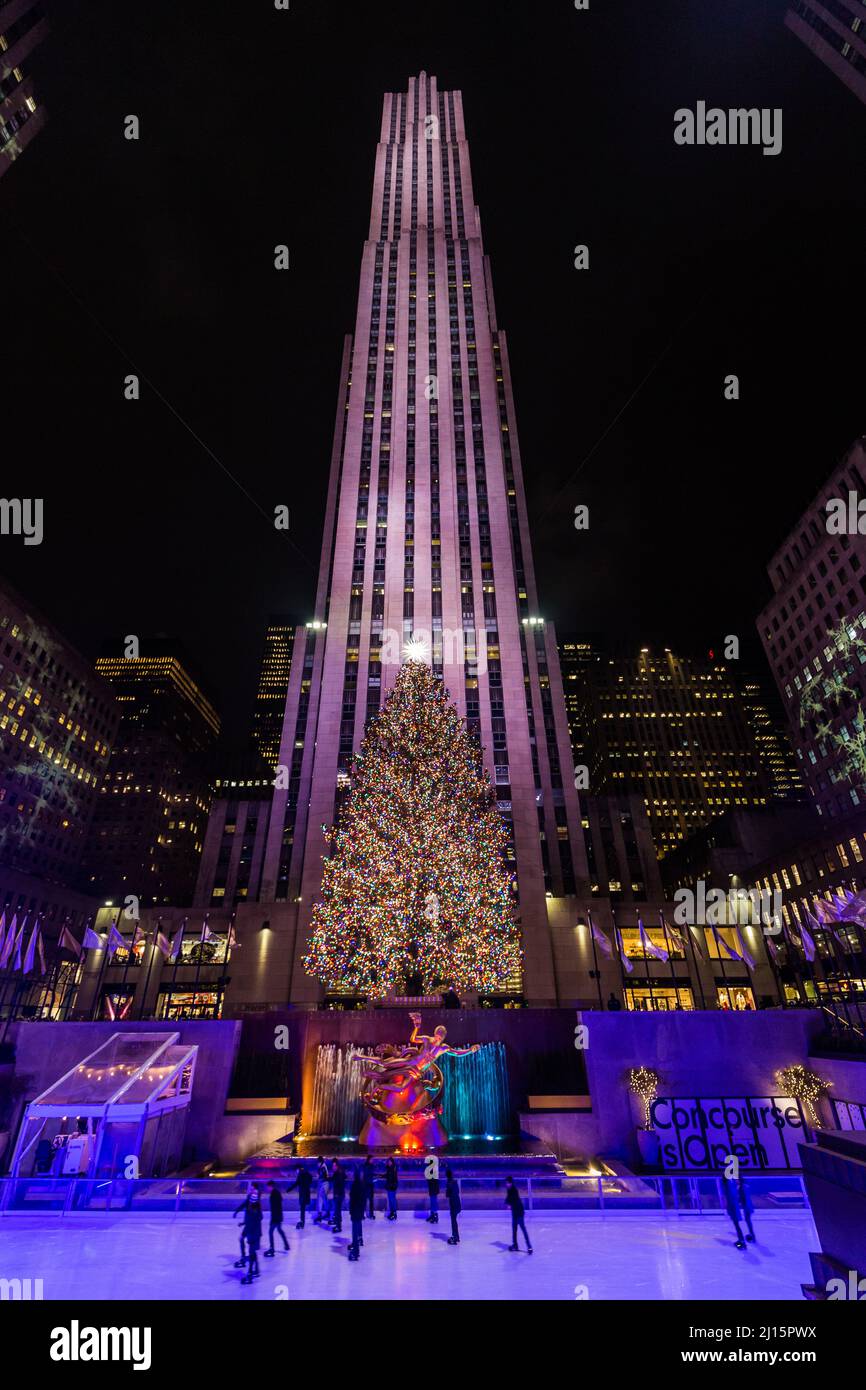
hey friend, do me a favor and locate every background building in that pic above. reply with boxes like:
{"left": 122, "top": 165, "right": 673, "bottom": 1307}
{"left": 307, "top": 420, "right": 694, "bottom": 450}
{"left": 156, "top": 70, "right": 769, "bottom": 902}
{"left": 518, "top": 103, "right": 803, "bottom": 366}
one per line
{"left": 757, "top": 437, "right": 866, "bottom": 821}
{"left": 0, "top": 0, "right": 48, "bottom": 178}
{"left": 84, "top": 644, "right": 220, "bottom": 907}
{"left": 0, "top": 576, "right": 117, "bottom": 890}
{"left": 785, "top": 1, "right": 866, "bottom": 106}
{"left": 570, "top": 648, "right": 773, "bottom": 859}
{"left": 250, "top": 616, "right": 294, "bottom": 770}
{"left": 737, "top": 671, "right": 806, "bottom": 803}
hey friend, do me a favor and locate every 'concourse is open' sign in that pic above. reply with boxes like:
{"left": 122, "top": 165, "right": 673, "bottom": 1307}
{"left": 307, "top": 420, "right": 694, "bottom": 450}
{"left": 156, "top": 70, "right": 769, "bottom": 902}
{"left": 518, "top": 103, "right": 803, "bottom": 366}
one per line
{"left": 650, "top": 1095, "right": 807, "bottom": 1171}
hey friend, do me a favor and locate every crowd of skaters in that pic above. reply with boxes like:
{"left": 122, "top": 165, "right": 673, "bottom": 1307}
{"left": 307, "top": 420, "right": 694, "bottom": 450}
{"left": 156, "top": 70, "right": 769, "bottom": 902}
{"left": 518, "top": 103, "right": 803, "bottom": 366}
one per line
{"left": 231, "top": 1156, "right": 533, "bottom": 1279}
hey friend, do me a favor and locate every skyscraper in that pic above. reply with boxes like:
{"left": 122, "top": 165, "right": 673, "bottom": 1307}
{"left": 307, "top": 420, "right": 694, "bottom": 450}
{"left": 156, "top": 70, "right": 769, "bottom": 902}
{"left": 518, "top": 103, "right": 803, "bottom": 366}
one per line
{"left": 86, "top": 645, "right": 219, "bottom": 906}
{"left": 250, "top": 616, "right": 294, "bottom": 770}
{"left": 572, "top": 649, "right": 772, "bottom": 858}
{"left": 0, "top": 1, "right": 48, "bottom": 179}
{"left": 785, "top": 2, "right": 866, "bottom": 106}
{"left": 199, "top": 74, "right": 587, "bottom": 1006}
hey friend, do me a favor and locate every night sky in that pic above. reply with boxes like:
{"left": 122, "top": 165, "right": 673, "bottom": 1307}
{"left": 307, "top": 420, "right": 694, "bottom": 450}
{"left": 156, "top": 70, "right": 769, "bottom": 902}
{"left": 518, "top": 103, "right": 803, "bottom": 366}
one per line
{"left": 2, "top": 0, "right": 864, "bottom": 739}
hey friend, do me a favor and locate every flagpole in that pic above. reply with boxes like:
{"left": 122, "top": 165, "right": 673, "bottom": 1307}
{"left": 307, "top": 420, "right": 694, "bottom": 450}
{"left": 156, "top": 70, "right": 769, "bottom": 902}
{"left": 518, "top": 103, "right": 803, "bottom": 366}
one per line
{"left": 586, "top": 908, "right": 603, "bottom": 1009}
{"left": 638, "top": 917, "right": 655, "bottom": 1012}
{"left": 659, "top": 910, "right": 680, "bottom": 1001}
{"left": 89, "top": 913, "right": 118, "bottom": 1021}
{"left": 610, "top": 905, "right": 629, "bottom": 1008}
{"left": 686, "top": 923, "right": 708, "bottom": 1010}
{"left": 138, "top": 917, "right": 161, "bottom": 1020}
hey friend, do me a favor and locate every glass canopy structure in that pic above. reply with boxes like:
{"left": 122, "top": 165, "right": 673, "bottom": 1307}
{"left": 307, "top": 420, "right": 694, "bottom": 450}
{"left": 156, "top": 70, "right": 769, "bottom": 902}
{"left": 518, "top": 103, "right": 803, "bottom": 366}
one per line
{"left": 10, "top": 1032, "right": 198, "bottom": 1180}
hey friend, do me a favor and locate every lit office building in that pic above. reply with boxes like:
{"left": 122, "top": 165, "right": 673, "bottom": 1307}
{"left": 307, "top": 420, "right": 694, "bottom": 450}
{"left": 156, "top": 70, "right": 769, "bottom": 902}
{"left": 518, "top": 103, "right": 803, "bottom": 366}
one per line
{"left": 0, "top": 0, "right": 48, "bottom": 178}
{"left": 86, "top": 646, "right": 219, "bottom": 907}
{"left": 785, "top": 1, "right": 866, "bottom": 106}
{"left": 250, "top": 617, "right": 293, "bottom": 770}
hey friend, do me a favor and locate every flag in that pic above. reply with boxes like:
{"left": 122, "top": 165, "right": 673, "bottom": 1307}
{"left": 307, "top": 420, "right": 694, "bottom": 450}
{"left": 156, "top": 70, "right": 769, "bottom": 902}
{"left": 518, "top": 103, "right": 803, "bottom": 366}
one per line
{"left": 733, "top": 926, "right": 756, "bottom": 971}
{"left": 131, "top": 923, "right": 144, "bottom": 948}
{"left": 12, "top": 923, "right": 24, "bottom": 971}
{"left": 638, "top": 918, "right": 668, "bottom": 962}
{"left": 709, "top": 923, "right": 741, "bottom": 962}
{"left": 0, "top": 914, "right": 18, "bottom": 968}
{"left": 614, "top": 924, "right": 634, "bottom": 973}
{"left": 169, "top": 923, "right": 185, "bottom": 961}
{"left": 83, "top": 926, "right": 104, "bottom": 950}
{"left": 0, "top": 912, "right": 6, "bottom": 962}
{"left": 199, "top": 918, "right": 214, "bottom": 944}
{"left": 36, "top": 930, "right": 46, "bottom": 976}
{"left": 106, "top": 923, "right": 125, "bottom": 958}
{"left": 588, "top": 915, "right": 612, "bottom": 959}
{"left": 765, "top": 935, "right": 782, "bottom": 964}
{"left": 660, "top": 914, "right": 687, "bottom": 954}
{"left": 226, "top": 922, "right": 238, "bottom": 950}
{"left": 687, "top": 923, "right": 705, "bottom": 959}
{"left": 798, "top": 917, "right": 817, "bottom": 963}
{"left": 155, "top": 931, "right": 172, "bottom": 957}
{"left": 58, "top": 927, "right": 82, "bottom": 959}
{"left": 22, "top": 920, "right": 40, "bottom": 974}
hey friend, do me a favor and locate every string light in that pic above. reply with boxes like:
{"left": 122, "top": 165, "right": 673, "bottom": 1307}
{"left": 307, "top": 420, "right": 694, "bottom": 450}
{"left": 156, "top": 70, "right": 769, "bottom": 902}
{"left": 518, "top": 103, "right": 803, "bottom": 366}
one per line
{"left": 303, "top": 659, "right": 521, "bottom": 998}
{"left": 776, "top": 1064, "right": 829, "bottom": 1127}
{"left": 628, "top": 1066, "right": 661, "bottom": 1129}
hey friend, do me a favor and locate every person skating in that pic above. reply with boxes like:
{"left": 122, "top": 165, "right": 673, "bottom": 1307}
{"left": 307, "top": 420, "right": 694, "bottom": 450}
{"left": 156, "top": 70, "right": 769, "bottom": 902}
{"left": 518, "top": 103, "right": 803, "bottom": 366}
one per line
{"left": 384, "top": 1156, "right": 399, "bottom": 1220}
{"left": 239, "top": 1186, "right": 263, "bottom": 1283}
{"left": 505, "top": 1176, "right": 532, "bottom": 1253}
{"left": 722, "top": 1173, "right": 756, "bottom": 1250}
{"left": 264, "top": 1180, "right": 289, "bottom": 1255}
{"left": 362, "top": 1155, "right": 377, "bottom": 1219}
{"left": 348, "top": 1168, "right": 366, "bottom": 1260}
{"left": 426, "top": 1168, "right": 440, "bottom": 1223}
{"left": 330, "top": 1157, "right": 346, "bottom": 1232}
{"left": 445, "top": 1167, "right": 461, "bottom": 1245}
{"left": 314, "top": 1157, "right": 330, "bottom": 1224}
{"left": 232, "top": 1182, "right": 261, "bottom": 1268}
{"left": 288, "top": 1162, "right": 313, "bottom": 1228}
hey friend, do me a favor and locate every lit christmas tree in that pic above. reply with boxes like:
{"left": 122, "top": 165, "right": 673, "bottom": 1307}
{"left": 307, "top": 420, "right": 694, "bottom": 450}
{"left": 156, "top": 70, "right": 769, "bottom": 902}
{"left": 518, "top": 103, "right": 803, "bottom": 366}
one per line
{"left": 303, "top": 656, "right": 521, "bottom": 999}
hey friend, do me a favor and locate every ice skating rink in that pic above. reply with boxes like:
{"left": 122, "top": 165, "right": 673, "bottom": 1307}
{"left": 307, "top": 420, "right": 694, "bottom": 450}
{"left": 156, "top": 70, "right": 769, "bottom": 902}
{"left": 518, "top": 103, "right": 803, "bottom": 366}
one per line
{"left": 0, "top": 1209, "right": 818, "bottom": 1300}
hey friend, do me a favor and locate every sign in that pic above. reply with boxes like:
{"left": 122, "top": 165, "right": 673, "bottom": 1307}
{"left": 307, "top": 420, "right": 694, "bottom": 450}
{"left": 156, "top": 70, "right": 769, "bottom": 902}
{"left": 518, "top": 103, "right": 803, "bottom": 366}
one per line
{"left": 650, "top": 1095, "right": 806, "bottom": 1171}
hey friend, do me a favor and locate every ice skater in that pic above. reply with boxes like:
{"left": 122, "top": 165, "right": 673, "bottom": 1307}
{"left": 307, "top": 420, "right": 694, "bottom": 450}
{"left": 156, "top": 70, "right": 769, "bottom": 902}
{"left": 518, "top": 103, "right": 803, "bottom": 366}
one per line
{"left": 722, "top": 1173, "right": 755, "bottom": 1250}
{"left": 348, "top": 1167, "right": 366, "bottom": 1261}
{"left": 426, "top": 1168, "right": 440, "bottom": 1223}
{"left": 445, "top": 1167, "right": 461, "bottom": 1245}
{"left": 330, "top": 1157, "right": 346, "bottom": 1232}
{"left": 288, "top": 1162, "right": 313, "bottom": 1228}
{"left": 505, "top": 1176, "right": 532, "bottom": 1253}
{"left": 264, "top": 1180, "right": 289, "bottom": 1255}
{"left": 314, "top": 1157, "right": 330, "bottom": 1224}
{"left": 362, "top": 1155, "right": 377, "bottom": 1219}
{"left": 239, "top": 1186, "right": 263, "bottom": 1283}
{"left": 232, "top": 1182, "right": 262, "bottom": 1268}
{"left": 384, "top": 1156, "right": 399, "bottom": 1220}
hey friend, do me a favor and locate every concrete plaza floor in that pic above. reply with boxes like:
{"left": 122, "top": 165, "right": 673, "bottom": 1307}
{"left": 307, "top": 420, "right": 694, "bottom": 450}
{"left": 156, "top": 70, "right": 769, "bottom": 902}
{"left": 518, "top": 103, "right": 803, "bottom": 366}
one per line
{"left": 0, "top": 1208, "right": 818, "bottom": 1300}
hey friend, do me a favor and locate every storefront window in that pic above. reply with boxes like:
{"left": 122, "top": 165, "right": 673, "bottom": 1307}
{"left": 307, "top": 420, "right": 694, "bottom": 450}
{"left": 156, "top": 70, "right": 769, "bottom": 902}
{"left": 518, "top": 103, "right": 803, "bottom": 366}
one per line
{"left": 158, "top": 990, "right": 220, "bottom": 1020}
{"left": 716, "top": 984, "right": 755, "bottom": 1011}
{"left": 623, "top": 985, "right": 694, "bottom": 1011}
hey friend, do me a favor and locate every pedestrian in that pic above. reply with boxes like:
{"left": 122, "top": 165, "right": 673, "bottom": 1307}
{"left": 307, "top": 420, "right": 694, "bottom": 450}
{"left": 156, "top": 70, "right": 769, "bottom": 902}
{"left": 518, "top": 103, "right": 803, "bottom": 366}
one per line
{"left": 723, "top": 1173, "right": 755, "bottom": 1250}
{"left": 348, "top": 1168, "right": 366, "bottom": 1261}
{"left": 505, "top": 1176, "right": 532, "bottom": 1253}
{"left": 384, "top": 1156, "right": 399, "bottom": 1220}
{"left": 362, "top": 1155, "right": 377, "bottom": 1219}
{"left": 607, "top": 992, "right": 622, "bottom": 1012}
{"left": 264, "top": 1180, "right": 289, "bottom": 1255}
{"left": 239, "top": 1185, "right": 263, "bottom": 1284}
{"left": 426, "top": 1167, "right": 440, "bottom": 1223}
{"left": 232, "top": 1182, "right": 261, "bottom": 1268}
{"left": 314, "top": 1157, "right": 330, "bottom": 1224}
{"left": 445, "top": 1167, "right": 461, "bottom": 1245}
{"left": 288, "top": 1162, "right": 313, "bottom": 1229}
{"left": 330, "top": 1157, "right": 346, "bottom": 1232}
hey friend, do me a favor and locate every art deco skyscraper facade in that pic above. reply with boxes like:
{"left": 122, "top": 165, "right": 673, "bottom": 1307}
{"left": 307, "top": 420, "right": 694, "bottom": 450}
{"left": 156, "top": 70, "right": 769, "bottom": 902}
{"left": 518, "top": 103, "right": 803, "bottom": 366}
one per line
{"left": 252, "top": 74, "right": 588, "bottom": 1005}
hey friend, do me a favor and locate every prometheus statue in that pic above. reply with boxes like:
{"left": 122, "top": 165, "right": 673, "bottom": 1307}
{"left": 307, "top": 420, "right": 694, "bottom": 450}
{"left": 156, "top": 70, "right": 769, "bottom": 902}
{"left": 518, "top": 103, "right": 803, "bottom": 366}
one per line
{"left": 356, "top": 1012, "right": 479, "bottom": 1150}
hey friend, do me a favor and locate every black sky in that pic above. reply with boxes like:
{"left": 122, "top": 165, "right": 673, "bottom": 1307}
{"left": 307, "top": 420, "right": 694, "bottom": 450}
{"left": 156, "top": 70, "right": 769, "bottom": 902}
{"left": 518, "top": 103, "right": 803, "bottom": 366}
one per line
{"left": 2, "top": 0, "right": 864, "bottom": 738}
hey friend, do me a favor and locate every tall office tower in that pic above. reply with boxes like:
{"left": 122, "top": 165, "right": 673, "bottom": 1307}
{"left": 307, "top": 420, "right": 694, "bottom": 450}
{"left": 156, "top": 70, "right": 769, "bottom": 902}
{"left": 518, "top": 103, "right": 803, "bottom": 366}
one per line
{"left": 785, "top": 2, "right": 866, "bottom": 106}
{"left": 0, "top": 1, "right": 48, "bottom": 179}
{"left": 558, "top": 635, "right": 604, "bottom": 767}
{"left": 0, "top": 577, "right": 118, "bottom": 887}
{"left": 216, "top": 74, "right": 587, "bottom": 1005}
{"left": 574, "top": 649, "right": 772, "bottom": 858}
{"left": 737, "top": 673, "right": 806, "bottom": 804}
{"left": 85, "top": 645, "right": 220, "bottom": 906}
{"left": 757, "top": 437, "right": 866, "bottom": 820}
{"left": 250, "top": 617, "right": 294, "bottom": 770}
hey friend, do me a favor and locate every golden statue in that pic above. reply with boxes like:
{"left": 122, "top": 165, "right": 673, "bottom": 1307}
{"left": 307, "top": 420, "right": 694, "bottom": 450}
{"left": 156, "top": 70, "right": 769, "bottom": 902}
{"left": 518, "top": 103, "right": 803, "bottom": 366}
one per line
{"left": 356, "top": 1012, "right": 479, "bottom": 1151}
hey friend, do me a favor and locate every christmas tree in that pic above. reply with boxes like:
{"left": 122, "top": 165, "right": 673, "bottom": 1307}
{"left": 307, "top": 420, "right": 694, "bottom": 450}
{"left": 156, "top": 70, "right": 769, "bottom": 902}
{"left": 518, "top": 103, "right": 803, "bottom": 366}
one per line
{"left": 303, "top": 657, "right": 521, "bottom": 999}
